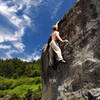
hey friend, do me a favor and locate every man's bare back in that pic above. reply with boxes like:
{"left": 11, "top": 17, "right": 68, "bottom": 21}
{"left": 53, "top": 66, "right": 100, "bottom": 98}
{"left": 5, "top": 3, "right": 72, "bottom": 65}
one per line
{"left": 51, "top": 30, "right": 65, "bottom": 42}
{"left": 51, "top": 31, "right": 59, "bottom": 41}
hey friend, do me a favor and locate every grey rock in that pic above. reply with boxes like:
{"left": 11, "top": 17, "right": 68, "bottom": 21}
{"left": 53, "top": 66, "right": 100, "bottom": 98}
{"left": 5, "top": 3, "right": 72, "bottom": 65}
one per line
{"left": 88, "top": 88, "right": 100, "bottom": 100}
{"left": 41, "top": 0, "right": 100, "bottom": 100}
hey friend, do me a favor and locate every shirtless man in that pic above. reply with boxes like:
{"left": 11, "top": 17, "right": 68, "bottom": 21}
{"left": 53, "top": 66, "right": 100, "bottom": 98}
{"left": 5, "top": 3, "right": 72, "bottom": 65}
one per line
{"left": 49, "top": 24, "right": 68, "bottom": 63}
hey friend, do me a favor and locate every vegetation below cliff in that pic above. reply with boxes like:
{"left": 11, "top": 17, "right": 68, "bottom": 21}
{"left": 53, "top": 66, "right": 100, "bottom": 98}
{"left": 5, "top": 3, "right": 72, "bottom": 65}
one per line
{"left": 0, "top": 58, "right": 42, "bottom": 100}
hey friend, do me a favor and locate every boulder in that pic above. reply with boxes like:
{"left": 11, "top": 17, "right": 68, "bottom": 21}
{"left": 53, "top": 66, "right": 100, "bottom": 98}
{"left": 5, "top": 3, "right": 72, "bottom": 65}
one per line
{"left": 41, "top": 0, "right": 100, "bottom": 100}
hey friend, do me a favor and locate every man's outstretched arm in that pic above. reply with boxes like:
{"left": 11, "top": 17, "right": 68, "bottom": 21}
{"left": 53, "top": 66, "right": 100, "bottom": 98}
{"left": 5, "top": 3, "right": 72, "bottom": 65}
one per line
{"left": 56, "top": 32, "right": 68, "bottom": 43}
{"left": 56, "top": 32, "right": 64, "bottom": 42}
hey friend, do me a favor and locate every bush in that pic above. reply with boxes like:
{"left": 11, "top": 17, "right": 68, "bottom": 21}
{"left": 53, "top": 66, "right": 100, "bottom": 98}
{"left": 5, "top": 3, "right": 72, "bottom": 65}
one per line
{"left": 0, "top": 58, "right": 41, "bottom": 79}
{"left": 10, "top": 93, "right": 21, "bottom": 100}
{"left": 28, "top": 70, "right": 41, "bottom": 77}
{"left": 0, "top": 58, "right": 42, "bottom": 99}
{"left": 0, "top": 76, "right": 42, "bottom": 99}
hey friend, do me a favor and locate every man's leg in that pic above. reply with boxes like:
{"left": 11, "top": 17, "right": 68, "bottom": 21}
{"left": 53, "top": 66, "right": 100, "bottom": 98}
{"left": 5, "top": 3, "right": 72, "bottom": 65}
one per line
{"left": 50, "top": 40, "right": 63, "bottom": 61}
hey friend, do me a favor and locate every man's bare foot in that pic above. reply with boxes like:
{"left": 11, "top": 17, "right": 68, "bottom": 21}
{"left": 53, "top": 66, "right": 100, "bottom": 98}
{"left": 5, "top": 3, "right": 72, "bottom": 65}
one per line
{"left": 59, "top": 59, "right": 66, "bottom": 63}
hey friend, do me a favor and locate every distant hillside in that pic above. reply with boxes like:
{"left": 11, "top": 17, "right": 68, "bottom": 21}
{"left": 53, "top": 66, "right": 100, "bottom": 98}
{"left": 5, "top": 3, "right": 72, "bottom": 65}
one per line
{"left": 0, "top": 58, "right": 41, "bottom": 79}
{"left": 0, "top": 58, "right": 42, "bottom": 100}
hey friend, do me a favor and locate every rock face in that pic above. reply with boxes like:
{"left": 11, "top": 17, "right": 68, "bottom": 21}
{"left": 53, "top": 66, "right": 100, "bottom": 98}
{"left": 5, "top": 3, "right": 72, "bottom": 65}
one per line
{"left": 41, "top": 0, "right": 100, "bottom": 100}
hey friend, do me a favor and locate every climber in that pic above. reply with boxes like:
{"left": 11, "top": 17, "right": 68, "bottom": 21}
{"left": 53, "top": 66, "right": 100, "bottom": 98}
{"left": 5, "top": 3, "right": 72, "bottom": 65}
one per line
{"left": 49, "top": 24, "right": 69, "bottom": 63}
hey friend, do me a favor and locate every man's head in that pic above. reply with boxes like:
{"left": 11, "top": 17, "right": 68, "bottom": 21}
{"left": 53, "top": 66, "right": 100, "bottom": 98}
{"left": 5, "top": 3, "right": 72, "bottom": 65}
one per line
{"left": 52, "top": 25, "right": 58, "bottom": 31}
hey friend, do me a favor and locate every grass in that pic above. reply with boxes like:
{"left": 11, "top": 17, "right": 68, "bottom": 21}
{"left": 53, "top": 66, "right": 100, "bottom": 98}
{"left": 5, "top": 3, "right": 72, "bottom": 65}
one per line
{"left": 0, "top": 76, "right": 42, "bottom": 99}
{"left": 3, "top": 84, "right": 41, "bottom": 98}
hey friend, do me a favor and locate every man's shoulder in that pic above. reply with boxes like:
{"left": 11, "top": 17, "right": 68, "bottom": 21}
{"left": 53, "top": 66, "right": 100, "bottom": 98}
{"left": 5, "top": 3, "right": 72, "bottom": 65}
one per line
{"left": 55, "top": 31, "right": 59, "bottom": 35}
{"left": 53, "top": 31, "right": 59, "bottom": 35}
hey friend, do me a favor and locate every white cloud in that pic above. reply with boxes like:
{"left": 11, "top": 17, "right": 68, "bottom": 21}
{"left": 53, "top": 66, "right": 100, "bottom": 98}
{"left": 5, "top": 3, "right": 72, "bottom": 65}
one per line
{"left": 0, "top": 44, "right": 11, "bottom": 49}
{"left": 0, "top": 1, "right": 28, "bottom": 43}
{"left": 12, "top": 41, "right": 25, "bottom": 52}
{"left": 6, "top": 50, "right": 19, "bottom": 58}
{"left": 0, "top": 2, "right": 16, "bottom": 16}
{"left": 51, "top": 1, "right": 63, "bottom": 19}
{"left": 22, "top": 0, "right": 43, "bottom": 8}
{"left": 0, "top": 0, "right": 43, "bottom": 59}
{"left": 0, "top": 31, "right": 18, "bottom": 43}
{"left": 23, "top": 14, "right": 31, "bottom": 26}
{"left": 21, "top": 51, "right": 41, "bottom": 62}
{"left": 44, "top": 0, "right": 63, "bottom": 19}
{"left": 32, "top": 51, "right": 40, "bottom": 60}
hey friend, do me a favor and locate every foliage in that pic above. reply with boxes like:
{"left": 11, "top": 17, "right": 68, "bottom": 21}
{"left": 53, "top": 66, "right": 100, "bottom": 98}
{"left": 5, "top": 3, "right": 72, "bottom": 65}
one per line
{"left": 0, "top": 58, "right": 41, "bottom": 79}
{"left": 0, "top": 76, "right": 42, "bottom": 99}
{"left": 0, "top": 58, "right": 42, "bottom": 100}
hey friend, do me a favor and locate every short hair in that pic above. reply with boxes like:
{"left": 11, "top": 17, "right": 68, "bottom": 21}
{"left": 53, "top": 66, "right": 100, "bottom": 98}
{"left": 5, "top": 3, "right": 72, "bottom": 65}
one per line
{"left": 52, "top": 25, "right": 58, "bottom": 31}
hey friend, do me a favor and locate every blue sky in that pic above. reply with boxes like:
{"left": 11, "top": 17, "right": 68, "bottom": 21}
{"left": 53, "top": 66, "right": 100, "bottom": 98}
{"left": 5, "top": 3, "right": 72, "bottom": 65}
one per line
{"left": 0, "top": 0, "right": 76, "bottom": 61}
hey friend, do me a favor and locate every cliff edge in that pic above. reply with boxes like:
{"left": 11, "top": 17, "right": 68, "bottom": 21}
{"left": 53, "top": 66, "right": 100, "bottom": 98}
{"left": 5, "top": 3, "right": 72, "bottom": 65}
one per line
{"left": 41, "top": 0, "right": 100, "bottom": 100}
